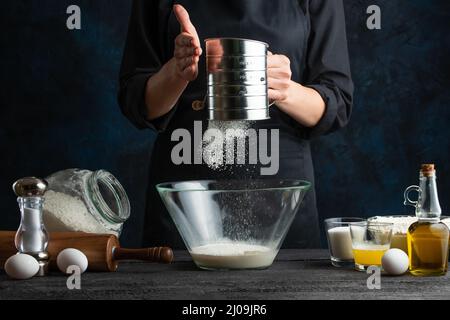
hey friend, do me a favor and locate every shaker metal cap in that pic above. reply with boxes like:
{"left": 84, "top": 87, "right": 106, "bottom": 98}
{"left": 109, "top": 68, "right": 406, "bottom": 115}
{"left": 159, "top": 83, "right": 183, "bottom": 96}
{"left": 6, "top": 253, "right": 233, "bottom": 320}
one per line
{"left": 13, "top": 177, "right": 48, "bottom": 197}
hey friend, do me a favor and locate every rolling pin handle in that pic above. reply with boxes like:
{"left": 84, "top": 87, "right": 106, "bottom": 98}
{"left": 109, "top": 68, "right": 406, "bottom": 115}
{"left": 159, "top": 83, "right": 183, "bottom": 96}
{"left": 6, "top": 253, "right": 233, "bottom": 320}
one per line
{"left": 113, "top": 247, "right": 173, "bottom": 264}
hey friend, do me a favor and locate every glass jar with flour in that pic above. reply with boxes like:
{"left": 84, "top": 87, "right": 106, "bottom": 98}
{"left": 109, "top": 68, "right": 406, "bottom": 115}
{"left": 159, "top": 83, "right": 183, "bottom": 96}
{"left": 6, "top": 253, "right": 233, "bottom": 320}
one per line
{"left": 43, "top": 169, "right": 130, "bottom": 236}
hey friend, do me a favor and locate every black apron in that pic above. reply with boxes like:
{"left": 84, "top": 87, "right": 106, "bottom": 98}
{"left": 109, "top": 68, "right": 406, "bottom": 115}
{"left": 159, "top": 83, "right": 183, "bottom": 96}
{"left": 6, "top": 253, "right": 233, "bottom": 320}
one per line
{"left": 143, "top": 0, "right": 321, "bottom": 249}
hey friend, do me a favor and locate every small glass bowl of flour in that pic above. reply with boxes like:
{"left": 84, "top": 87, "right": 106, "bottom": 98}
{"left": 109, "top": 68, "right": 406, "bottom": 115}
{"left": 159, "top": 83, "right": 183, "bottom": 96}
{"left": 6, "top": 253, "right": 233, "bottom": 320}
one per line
{"left": 368, "top": 215, "right": 450, "bottom": 254}
{"left": 368, "top": 215, "right": 418, "bottom": 253}
{"left": 43, "top": 169, "right": 130, "bottom": 236}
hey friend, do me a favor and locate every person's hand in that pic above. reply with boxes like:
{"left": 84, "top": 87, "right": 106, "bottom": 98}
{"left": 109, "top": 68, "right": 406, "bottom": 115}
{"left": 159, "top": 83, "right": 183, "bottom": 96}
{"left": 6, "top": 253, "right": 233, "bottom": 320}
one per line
{"left": 173, "top": 4, "right": 202, "bottom": 82}
{"left": 267, "top": 52, "right": 292, "bottom": 103}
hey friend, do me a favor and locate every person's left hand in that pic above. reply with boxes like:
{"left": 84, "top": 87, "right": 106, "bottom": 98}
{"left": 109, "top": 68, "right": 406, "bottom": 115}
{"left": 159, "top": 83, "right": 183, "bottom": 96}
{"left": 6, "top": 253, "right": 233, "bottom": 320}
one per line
{"left": 267, "top": 52, "right": 292, "bottom": 103}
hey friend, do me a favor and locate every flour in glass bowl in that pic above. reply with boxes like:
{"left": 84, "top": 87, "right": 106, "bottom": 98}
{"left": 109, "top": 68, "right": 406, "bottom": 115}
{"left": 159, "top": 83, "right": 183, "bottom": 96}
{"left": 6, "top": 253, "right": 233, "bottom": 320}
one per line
{"left": 190, "top": 241, "right": 277, "bottom": 269}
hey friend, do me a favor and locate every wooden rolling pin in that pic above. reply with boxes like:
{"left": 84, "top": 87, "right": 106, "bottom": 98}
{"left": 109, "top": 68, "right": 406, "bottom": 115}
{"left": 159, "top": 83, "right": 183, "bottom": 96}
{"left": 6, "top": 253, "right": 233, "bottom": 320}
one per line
{"left": 0, "top": 231, "right": 173, "bottom": 272}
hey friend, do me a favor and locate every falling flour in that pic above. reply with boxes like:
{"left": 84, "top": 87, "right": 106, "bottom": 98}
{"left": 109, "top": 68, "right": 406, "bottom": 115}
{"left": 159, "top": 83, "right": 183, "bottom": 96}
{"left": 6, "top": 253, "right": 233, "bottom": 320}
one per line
{"left": 190, "top": 242, "right": 277, "bottom": 269}
{"left": 203, "top": 120, "right": 254, "bottom": 170}
{"left": 43, "top": 190, "right": 117, "bottom": 235}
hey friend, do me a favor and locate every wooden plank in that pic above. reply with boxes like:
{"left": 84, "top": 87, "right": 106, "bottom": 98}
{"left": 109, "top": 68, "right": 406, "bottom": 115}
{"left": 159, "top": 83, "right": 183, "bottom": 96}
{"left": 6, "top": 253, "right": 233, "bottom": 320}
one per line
{"left": 0, "top": 250, "right": 449, "bottom": 300}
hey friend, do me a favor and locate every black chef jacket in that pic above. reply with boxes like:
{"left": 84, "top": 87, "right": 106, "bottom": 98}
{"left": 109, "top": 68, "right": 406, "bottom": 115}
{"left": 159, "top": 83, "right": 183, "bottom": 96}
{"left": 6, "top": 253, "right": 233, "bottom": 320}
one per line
{"left": 118, "top": 0, "right": 353, "bottom": 249}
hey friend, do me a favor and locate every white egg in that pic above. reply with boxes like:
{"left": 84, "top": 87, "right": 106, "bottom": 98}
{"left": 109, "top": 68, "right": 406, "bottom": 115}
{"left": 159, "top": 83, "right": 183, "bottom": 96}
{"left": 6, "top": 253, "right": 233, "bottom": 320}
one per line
{"left": 4, "top": 254, "right": 40, "bottom": 280}
{"left": 57, "top": 248, "right": 88, "bottom": 274}
{"left": 382, "top": 248, "right": 409, "bottom": 275}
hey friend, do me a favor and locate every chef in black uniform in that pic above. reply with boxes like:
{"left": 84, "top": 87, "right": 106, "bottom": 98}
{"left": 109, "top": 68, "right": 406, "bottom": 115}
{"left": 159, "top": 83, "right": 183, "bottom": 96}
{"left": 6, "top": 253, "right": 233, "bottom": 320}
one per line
{"left": 118, "top": 1, "right": 353, "bottom": 248}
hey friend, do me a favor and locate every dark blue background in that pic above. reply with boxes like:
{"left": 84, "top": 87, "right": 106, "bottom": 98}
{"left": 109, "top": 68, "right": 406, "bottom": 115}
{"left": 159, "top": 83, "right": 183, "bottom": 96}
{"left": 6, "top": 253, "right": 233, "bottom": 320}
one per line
{"left": 1, "top": 1, "right": 449, "bottom": 247}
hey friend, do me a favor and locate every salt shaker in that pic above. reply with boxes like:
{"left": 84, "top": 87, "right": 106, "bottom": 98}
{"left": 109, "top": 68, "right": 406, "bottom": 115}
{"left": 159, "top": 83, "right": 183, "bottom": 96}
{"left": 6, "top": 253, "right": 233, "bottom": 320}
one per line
{"left": 13, "top": 177, "right": 50, "bottom": 276}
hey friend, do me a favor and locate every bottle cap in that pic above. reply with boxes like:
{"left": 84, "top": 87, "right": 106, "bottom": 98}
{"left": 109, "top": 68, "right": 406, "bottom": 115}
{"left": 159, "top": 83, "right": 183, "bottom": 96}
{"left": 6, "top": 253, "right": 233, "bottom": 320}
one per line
{"left": 421, "top": 164, "right": 435, "bottom": 177}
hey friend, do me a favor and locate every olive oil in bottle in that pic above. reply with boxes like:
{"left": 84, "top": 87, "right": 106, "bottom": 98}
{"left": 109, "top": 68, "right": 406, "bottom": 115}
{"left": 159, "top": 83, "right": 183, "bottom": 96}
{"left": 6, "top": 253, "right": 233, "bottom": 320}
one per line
{"left": 405, "top": 164, "right": 449, "bottom": 276}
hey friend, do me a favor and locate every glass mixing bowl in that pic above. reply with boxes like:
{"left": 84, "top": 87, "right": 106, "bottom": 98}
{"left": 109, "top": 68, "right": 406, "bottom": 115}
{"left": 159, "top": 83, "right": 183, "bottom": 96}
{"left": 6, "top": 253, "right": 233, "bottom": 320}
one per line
{"left": 156, "top": 179, "right": 311, "bottom": 270}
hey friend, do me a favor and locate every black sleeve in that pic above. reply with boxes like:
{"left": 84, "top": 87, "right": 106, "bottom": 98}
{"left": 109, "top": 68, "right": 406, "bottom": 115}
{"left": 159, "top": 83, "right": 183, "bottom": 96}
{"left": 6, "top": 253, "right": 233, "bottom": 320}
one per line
{"left": 118, "top": 0, "right": 177, "bottom": 131}
{"left": 303, "top": 0, "right": 354, "bottom": 138}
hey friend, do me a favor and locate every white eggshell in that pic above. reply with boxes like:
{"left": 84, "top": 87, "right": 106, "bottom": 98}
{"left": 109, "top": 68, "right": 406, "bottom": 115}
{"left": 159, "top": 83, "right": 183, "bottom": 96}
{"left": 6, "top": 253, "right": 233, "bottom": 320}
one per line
{"left": 4, "top": 254, "right": 40, "bottom": 280}
{"left": 382, "top": 248, "right": 409, "bottom": 275}
{"left": 57, "top": 248, "right": 88, "bottom": 274}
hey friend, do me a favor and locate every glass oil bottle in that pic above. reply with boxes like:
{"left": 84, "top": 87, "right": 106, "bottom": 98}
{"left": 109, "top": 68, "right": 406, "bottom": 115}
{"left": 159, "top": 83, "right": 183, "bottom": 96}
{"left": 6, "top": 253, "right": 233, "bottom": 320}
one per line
{"left": 404, "top": 164, "right": 449, "bottom": 276}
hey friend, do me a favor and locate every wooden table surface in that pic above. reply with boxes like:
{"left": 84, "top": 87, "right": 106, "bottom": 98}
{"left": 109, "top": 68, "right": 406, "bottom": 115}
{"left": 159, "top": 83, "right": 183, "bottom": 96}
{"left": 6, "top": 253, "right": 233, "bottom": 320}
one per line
{"left": 0, "top": 250, "right": 449, "bottom": 300}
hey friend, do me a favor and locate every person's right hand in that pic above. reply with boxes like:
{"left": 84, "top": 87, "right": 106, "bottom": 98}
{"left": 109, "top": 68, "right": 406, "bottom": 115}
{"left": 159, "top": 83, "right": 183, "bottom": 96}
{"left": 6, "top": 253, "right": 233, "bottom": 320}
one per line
{"left": 173, "top": 4, "right": 202, "bottom": 82}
